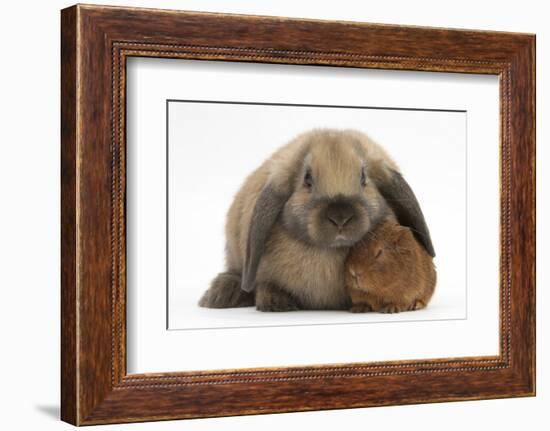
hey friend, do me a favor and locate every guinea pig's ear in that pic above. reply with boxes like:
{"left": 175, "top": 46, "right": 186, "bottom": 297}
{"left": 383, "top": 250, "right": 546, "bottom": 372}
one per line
{"left": 392, "top": 225, "right": 414, "bottom": 247}
{"left": 376, "top": 169, "right": 435, "bottom": 257}
{"left": 241, "top": 183, "right": 290, "bottom": 292}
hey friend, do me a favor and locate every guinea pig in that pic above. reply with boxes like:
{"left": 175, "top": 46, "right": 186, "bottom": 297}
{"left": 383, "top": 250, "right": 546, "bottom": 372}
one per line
{"left": 345, "top": 218, "right": 436, "bottom": 313}
{"left": 198, "top": 128, "right": 435, "bottom": 311}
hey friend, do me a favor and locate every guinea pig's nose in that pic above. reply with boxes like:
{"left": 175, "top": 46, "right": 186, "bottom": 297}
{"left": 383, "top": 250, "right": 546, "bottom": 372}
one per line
{"left": 326, "top": 202, "right": 355, "bottom": 228}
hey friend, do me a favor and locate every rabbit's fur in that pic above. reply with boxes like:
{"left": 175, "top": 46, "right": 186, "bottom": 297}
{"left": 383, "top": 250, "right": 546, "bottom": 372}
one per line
{"left": 345, "top": 219, "right": 436, "bottom": 313}
{"left": 199, "top": 129, "right": 434, "bottom": 311}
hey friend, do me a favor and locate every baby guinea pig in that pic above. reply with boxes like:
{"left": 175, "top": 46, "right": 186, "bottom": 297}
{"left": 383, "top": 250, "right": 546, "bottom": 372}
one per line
{"left": 345, "top": 219, "right": 436, "bottom": 313}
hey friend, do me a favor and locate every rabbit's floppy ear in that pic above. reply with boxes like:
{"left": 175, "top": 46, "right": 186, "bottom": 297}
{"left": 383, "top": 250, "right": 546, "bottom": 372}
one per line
{"left": 241, "top": 183, "right": 290, "bottom": 292}
{"left": 376, "top": 168, "right": 435, "bottom": 257}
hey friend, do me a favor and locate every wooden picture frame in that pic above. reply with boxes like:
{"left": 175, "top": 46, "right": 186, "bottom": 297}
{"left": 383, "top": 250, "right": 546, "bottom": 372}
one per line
{"left": 61, "top": 4, "right": 535, "bottom": 425}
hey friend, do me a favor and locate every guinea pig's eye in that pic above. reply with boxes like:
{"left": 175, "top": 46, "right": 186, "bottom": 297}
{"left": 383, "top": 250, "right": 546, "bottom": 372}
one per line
{"left": 360, "top": 168, "right": 367, "bottom": 187}
{"left": 304, "top": 170, "right": 313, "bottom": 189}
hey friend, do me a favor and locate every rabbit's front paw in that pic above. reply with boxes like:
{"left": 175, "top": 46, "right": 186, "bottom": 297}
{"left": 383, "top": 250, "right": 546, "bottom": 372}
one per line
{"left": 255, "top": 282, "right": 300, "bottom": 312}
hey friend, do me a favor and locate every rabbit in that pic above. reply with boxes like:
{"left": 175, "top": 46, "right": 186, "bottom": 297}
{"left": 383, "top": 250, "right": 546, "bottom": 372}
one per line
{"left": 345, "top": 218, "right": 437, "bottom": 313}
{"left": 198, "top": 128, "right": 435, "bottom": 311}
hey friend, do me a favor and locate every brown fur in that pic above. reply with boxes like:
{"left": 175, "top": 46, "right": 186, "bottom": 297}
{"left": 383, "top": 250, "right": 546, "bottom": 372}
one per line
{"left": 345, "top": 219, "right": 436, "bottom": 313}
{"left": 227, "top": 129, "right": 395, "bottom": 310}
{"left": 226, "top": 129, "right": 397, "bottom": 270}
{"left": 199, "top": 129, "right": 434, "bottom": 311}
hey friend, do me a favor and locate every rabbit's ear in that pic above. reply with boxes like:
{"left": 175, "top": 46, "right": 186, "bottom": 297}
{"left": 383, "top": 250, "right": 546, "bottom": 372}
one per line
{"left": 376, "top": 169, "right": 435, "bottom": 257}
{"left": 241, "top": 184, "right": 289, "bottom": 292}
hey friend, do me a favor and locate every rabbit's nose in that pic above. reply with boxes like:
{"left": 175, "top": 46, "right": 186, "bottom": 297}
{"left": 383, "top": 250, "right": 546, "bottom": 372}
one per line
{"left": 326, "top": 202, "right": 355, "bottom": 228}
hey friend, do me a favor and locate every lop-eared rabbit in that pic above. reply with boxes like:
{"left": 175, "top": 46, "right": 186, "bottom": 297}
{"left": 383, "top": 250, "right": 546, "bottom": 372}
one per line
{"left": 199, "top": 129, "right": 435, "bottom": 311}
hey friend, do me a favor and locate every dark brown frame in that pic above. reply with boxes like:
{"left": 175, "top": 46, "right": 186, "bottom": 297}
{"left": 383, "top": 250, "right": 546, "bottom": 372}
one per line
{"left": 61, "top": 4, "right": 536, "bottom": 426}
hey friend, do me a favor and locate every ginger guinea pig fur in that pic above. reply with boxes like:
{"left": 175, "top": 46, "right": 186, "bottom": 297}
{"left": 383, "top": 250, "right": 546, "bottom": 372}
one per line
{"left": 345, "top": 219, "right": 436, "bottom": 313}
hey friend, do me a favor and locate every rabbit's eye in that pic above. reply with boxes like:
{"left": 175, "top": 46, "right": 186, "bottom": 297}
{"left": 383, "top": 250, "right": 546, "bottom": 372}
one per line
{"left": 360, "top": 168, "right": 367, "bottom": 187}
{"left": 304, "top": 170, "right": 313, "bottom": 189}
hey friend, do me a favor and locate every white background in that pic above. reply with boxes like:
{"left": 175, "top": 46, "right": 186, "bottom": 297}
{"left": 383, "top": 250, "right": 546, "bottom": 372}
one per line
{"left": 166, "top": 100, "right": 469, "bottom": 330}
{"left": 0, "top": 0, "right": 547, "bottom": 430}
{"left": 127, "top": 59, "right": 501, "bottom": 373}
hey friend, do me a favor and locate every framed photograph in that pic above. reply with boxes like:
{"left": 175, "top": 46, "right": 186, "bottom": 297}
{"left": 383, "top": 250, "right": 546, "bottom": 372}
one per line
{"left": 61, "top": 4, "right": 535, "bottom": 425}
